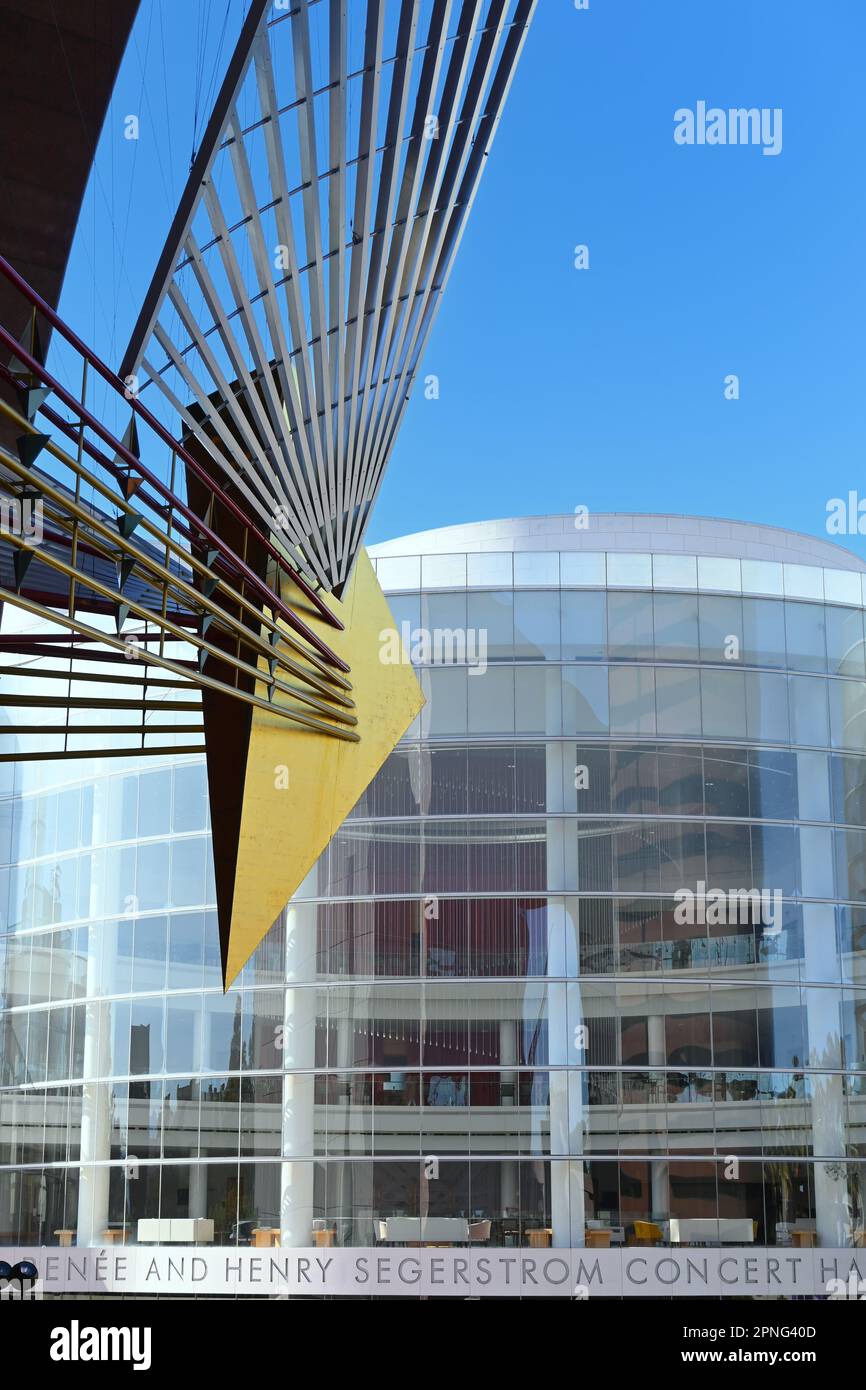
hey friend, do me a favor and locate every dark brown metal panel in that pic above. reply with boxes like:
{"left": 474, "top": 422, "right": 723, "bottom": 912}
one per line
{"left": 0, "top": 0, "right": 139, "bottom": 342}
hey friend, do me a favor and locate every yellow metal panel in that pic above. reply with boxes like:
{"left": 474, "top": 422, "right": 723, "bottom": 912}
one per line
{"left": 223, "top": 549, "right": 423, "bottom": 985}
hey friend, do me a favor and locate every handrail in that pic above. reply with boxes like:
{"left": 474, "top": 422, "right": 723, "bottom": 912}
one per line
{"left": 0, "top": 252, "right": 345, "bottom": 635}
{"left": 0, "top": 305, "right": 348, "bottom": 673}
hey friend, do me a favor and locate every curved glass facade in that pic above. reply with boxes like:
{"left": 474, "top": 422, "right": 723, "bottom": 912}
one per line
{"left": 2, "top": 517, "right": 866, "bottom": 1273}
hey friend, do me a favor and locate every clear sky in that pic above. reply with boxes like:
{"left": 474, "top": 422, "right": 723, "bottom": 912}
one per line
{"left": 58, "top": 0, "right": 866, "bottom": 559}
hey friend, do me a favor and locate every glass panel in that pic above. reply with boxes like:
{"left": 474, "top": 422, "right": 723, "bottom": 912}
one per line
{"left": 469, "top": 668, "right": 513, "bottom": 733}
{"left": 742, "top": 598, "right": 787, "bottom": 668}
{"left": 700, "top": 670, "right": 747, "bottom": 739}
{"left": 420, "top": 591, "right": 468, "bottom": 647}
{"left": 376, "top": 556, "right": 421, "bottom": 590}
{"left": 429, "top": 747, "right": 468, "bottom": 815}
{"left": 514, "top": 552, "right": 559, "bottom": 587}
{"left": 421, "top": 669, "right": 467, "bottom": 736}
{"left": 653, "top": 592, "right": 699, "bottom": 661}
{"left": 655, "top": 667, "right": 701, "bottom": 735}
{"left": 562, "top": 667, "right": 608, "bottom": 735}
{"left": 516, "top": 667, "right": 560, "bottom": 735}
{"left": 789, "top": 675, "right": 829, "bottom": 747}
{"left": 698, "top": 595, "right": 743, "bottom": 663}
{"left": 609, "top": 667, "right": 655, "bottom": 735}
{"left": 172, "top": 762, "right": 208, "bottom": 833}
{"left": 749, "top": 750, "right": 797, "bottom": 820}
{"left": 137, "top": 770, "right": 171, "bottom": 838}
{"left": 829, "top": 680, "right": 866, "bottom": 752}
{"left": 513, "top": 590, "right": 561, "bottom": 659}
{"left": 467, "top": 552, "right": 512, "bottom": 587}
{"left": 560, "top": 552, "right": 606, "bottom": 586}
{"left": 746, "top": 672, "right": 790, "bottom": 742}
{"left": 467, "top": 592, "right": 513, "bottom": 660}
{"left": 467, "top": 747, "right": 514, "bottom": 814}
{"left": 832, "top": 755, "right": 866, "bottom": 826}
{"left": 421, "top": 554, "right": 467, "bottom": 589}
{"left": 558, "top": 592, "right": 606, "bottom": 661}
{"left": 826, "top": 605, "right": 866, "bottom": 678}
{"left": 607, "top": 592, "right": 654, "bottom": 660}
{"left": 653, "top": 554, "right": 697, "bottom": 589}
{"left": 785, "top": 601, "right": 827, "bottom": 673}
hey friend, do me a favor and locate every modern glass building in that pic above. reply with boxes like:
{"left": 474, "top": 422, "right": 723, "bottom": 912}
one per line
{"left": 3, "top": 512, "right": 866, "bottom": 1292}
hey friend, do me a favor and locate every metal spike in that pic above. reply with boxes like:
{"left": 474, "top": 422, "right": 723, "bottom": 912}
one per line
{"left": 16, "top": 434, "right": 51, "bottom": 470}
{"left": 116, "top": 510, "right": 143, "bottom": 540}
{"left": 117, "top": 556, "right": 136, "bottom": 591}
{"left": 13, "top": 550, "right": 34, "bottom": 592}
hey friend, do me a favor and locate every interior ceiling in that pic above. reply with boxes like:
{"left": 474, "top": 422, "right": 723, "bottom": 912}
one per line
{"left": 0, "top": 0, "right": 139, "bottom": 343}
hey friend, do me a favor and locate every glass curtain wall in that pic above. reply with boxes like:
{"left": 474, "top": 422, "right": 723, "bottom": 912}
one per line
{"left": 1, "top": 552, "right": 866, "bottom": 1255}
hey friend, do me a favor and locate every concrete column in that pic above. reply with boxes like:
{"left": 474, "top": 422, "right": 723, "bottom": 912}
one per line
{"left": 188, "top": 1162, "right": 207, "bottom": 1220}
{"left": 499, "top": 1018, "right": 519, "bottom": 1217}
{"left": 546, "top": 741, "right": 584, "bottom": 1245}
{"left": 802, "top": 903, "right": 848, "bottom": 1246}
{"left": 76, "top": 775, "right": 114, "bottom": 1247}
{"left": 280, "top": 881, "right": 318, "bottom": 1247}
{"left": 646, "top": 1011, "right": 669, "bottom": 1219}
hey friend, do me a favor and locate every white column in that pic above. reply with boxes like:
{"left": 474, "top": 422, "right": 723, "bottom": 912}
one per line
{"left": 499, "top": 1018, "right": 519, "bottom": 1217}
{"left": 188, "top": 1162, "right": 207, "bottom": 1219}
{"left": 546, "top": 740, "right": 584, "bottom": 1246}
{"left": 280, "top": 884, "right": 318, "bottom": 1246}
{"left": 647, "top": 1013, "right": 669, "bottom": 1220}
{"left": 76, "top": 933, "right": 111, "bottom": 1246}
{"left": 802, "top": 902, "right": 848, "bottom": 1246}
{"left": 76, "top": 775, "right": 114, "bottom": 1246}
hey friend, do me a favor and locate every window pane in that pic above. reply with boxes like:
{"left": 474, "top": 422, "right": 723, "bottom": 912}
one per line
{"left": 467, "top": 591, "right": 513, "bottom": 660}
{"left": 742, "top": 598, "right": 787, "bottom": 668}
{"left": 829, "top": 680, "right": 866, "bottom": 751}
{"left": 130, "top": 999, "right": 164, "bottom": 1075}
{"left": 658, "top": 747, "right": 704, "bottom": 816}
{"left": 561, "top": 591, "right": 606, "bottom": 660}
{"left": 369, "top": 747, "right": 424, "bottom": 817}
{"left": 831, "top": 754, "right": 866, "bottom": 826}
{"left": 562, "top": 667, "right": 609, "bottom": 735}
{"left": 170, "top": 836, "right": 207, "bottom": 908}
{"left": 137, "top": 842, "right": 169, "bottom": 912}
{"left": 430, "top": 748, "right": 468, "bottom": 815}
{"left": 746, "top": 672, "right": 790, "bottom": 742}
{"left": 137, "top": 770, "right": 171, "bottom": 838}
{"left": 653, "top": 593, "right": 699, "bottom": 661}
{"left": 573, "top": 745, "right": 611, "bottom": 813}
{"left": 703, "top": 747, "right": 749, "bottom": 817}
{"left": 467, "top": 748, "right": 514, "bottom": 814}
{"left": 516, "top": 667, "right": 560, "bottom": 735}
{"left": 173, "top": 762, "right": 208, "bottom": 833}
{"left": 607, "top": 592, "right": 654, "bottom": 660}
{"left": 789, "top": 675, "right": 828, "bottom": 746}
{"left": 826, "top": 605, "right": 866, "bottom": 678}
{"left": 699, "top": 595, "right": 743, "bottom": 663}
{"left": 655, "top": 667, "right": 701, "bottom": 735}
{"left": 611, "top": 748, "right": 658, "bottom": 815}
{"left": 469, "top": 668, "right": 513, "bottom": 733}
{"left": 700, "top": 670, "right": 747, "bottom": 739}
{"left": 785, "top": 601, "right": 827, "bottom": 673}
{"left": 421, "top": 669, "right": 467, "bottom": 736}
{"left": 609, "top": 667, "right": 655, "bottom": 735}
{"left": 749, "top": 750, "right": 797, "bottom": 821}
{"left": 513, "top": 590, "right": 560, "bottom": 660}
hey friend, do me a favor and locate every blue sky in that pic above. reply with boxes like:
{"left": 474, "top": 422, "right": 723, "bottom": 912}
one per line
{"left": 59, "top": 0, "right": 866, "bottom": 558}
